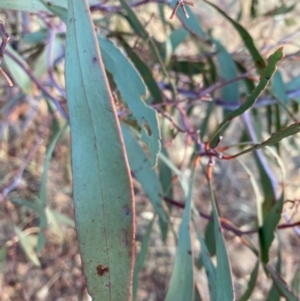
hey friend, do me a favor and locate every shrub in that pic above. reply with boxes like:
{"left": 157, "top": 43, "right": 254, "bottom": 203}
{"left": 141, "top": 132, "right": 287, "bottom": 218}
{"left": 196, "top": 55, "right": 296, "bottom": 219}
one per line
{"left": 0, "top": 1, "right": 299, "bottom": 300}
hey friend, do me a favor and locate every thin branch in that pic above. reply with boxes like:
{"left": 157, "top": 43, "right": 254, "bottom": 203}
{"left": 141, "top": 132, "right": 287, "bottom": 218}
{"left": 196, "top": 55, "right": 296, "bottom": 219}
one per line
{"left": 158, "top": 80, "right": 300, "bottom": 110}
{"left": 0, "top": 68, "right": 13, "bottom": 86}
{"left": 0, "top": 116, "right": 52, "bottom": 201}
{"left": 169, "top": 1, "right": 180, "bottom": 19}
{"left": 169, "top": 0, "right": 195, "bottom": 19}
{"left": 5, "top": 48, "right": 68, "bottom": 120}
{"left": 164, "top": 196, "right": 300, "bottom": 236}
{"left": 90, "top": 0, "right": 169, "bottom": 12}
{"left": 47, "top": 28, "right": 66, "bottom": 97}
{"left": 0, "top": 21, "right": 9, "bottom": 62}
{"left": 164, "top": 196, "right": 253, "bottom": 236}
{"left": 0, "top": 20, "right": 13, "bottom": 87}
{"left": 156, "top": 107, "right": 193, "bottom": 134}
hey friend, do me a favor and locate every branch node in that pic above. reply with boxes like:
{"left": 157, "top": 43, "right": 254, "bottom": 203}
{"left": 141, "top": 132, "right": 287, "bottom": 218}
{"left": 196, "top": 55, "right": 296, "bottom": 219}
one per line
{"left": 169, "top": 0, "right": 195, "bottom": 19}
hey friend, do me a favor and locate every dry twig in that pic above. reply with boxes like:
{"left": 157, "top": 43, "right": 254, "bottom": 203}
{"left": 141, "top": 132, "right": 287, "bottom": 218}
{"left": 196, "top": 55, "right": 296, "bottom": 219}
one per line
{"left": 169, "top": 0, "right": 195, "bottom": 19}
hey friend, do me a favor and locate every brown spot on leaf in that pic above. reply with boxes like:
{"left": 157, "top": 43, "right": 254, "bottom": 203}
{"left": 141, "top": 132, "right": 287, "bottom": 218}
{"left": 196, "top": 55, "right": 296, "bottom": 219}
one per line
{"left": 256, "top": 60, "right": 265, "bottom": 69}
{"left": 96, "top": 264, "right": 109, "bottom": 277}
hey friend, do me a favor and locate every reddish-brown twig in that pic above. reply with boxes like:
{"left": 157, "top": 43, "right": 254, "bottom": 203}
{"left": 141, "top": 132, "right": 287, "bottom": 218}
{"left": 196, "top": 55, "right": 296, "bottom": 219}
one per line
{"left": 164, "top": 196, "right": 300, "bottom": 235}
{"left": 169, "top": 0, "right": 195, "bottom": 19}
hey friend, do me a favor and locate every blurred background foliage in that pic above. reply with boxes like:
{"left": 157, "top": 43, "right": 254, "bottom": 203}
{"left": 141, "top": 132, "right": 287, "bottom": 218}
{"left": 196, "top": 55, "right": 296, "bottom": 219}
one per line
{"left": 0, "top": 0, "right": 300, "bottom": 300}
